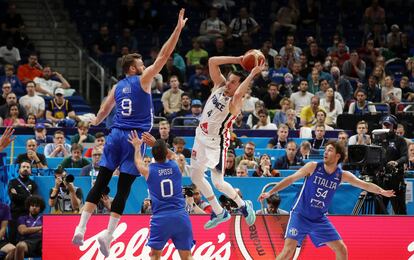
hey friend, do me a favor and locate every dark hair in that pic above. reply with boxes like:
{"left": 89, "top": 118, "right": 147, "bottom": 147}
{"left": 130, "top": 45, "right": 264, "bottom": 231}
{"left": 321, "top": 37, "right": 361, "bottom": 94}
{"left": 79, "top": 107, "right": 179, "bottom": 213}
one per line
{"left": 121, "top": 53, "right": 142, "bottom": 74}
{"left": 325, "top": 141, "right": 346, "bottom": 163}
{"left": 266, "top": 193, "right": 281, "bottom": 211}
{"left": 152, "top": 139, "right": 168, "bottom": 162}
{"left": 7, "top": 104, "right": 19, "bottom": 117}
{"left": 173, "top": 137, "right": 185, "bottom": 145}
{"left": 71, "top": 143, "right": 83, "bottom": 152}
{"left": 267, "top": 82, "right": 278, "bottom": 89}
{"left": 229, "top": 70, "right": 246, "bottom": 83}
{"left": 25, "top": 195, "right": 46, "bottom": 213}
{"left": 26, "top": 81, "right": 36, "bottom": 87}
{"left": 54, "top": 130, "right": 65, "bottom": 137}
{"left": 181, "top": 92, "right": 190, "bottom": 98}
{"left": 257, "top": 108, "right": 268, "bottom": 116}
{"left": 326, "top": 87, "right": 336, "bottom": 112}
{"left": 95, "top": 132, "right": 105, "bottom": 139}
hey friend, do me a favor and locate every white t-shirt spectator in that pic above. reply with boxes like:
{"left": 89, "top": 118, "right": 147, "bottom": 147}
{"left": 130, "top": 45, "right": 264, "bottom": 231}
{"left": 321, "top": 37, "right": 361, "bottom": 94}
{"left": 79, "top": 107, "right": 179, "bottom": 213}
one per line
{"left": 0, "top": 46, "right": 21, "bottom": 65}
{"left": 242, "top": 96, "right": 259, "bottom": 113}
{"left": 253, "top": 123, "right": 278, "bottom": 130}
{"left": 320, "top": 99, "right": 343, "bottom": 125}
{"left": 290, "top": 91, "right": 314, "bottom": 114}
{"left": 19, "top": 95, "right": 45, "bottom": 116}
{"left": 33, "top": 77, "right": 75, "bottom": 96}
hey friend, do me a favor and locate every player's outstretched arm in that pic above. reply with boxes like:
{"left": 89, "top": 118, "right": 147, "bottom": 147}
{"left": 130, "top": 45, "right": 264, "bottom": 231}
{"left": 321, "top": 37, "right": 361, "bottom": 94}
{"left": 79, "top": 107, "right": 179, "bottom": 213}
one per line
{"left": 0, "top": 127, "right": 15, "bottom": 152}
{"left": 92, "top": 85, "right": 116, "bottom": 126}
{"left": 208, "top": 56, "right": 243, "bottom": 87}
{"left": 128, "top": 130, "right": 149, "bottom": 179}
{"left": 141, "top": 9, "right": 188, "bottom": 91}
{"left": 258, "top": 162, "right": 317, "bottom": 202}
{"left": 341, "top": 171, "right": 395, "bottom": 197}
{"left": 141, "top": 132, "right": 177, "bottom": 160}
{"left": 230, "top": 62, "right": 264, "bottom": 115}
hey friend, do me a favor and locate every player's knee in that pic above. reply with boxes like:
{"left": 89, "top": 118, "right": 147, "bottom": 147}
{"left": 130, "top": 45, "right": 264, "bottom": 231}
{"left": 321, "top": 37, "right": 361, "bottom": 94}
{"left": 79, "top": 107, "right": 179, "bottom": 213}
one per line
{"left": 150, "top": 249, "right": 162, "bottom": 258}
{"left": 15, "top": 242, "right": 26, "bottom": 251}
{"left": 335, "top": 243, "right": 348, "bottom": 257}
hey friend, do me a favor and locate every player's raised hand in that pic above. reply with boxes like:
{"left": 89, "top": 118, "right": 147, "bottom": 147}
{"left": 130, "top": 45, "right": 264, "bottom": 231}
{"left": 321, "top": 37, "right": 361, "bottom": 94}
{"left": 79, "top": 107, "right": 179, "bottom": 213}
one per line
{"left": 128, "top": 130, "right": 143, "bottom": 149}
{"left": 176, "top": 8, "right": 188, "bottom": 30}
{"left": 258, "top": 192, "right": 270, "bottom": 202}
{"left": 142, "top": 132, "right": 156, "bottom": 147}
{"left": 0, "top": 126, "right": 15, "bottom": 152}
{"left": 380, "top": 189, "right": 396, "bottom": 198}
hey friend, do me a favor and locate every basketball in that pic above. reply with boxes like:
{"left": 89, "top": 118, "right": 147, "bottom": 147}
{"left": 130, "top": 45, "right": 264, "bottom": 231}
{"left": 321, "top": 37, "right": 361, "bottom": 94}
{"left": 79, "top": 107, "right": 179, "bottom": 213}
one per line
{"left": 241, "top": 49, "right": 265, "bottom": 71}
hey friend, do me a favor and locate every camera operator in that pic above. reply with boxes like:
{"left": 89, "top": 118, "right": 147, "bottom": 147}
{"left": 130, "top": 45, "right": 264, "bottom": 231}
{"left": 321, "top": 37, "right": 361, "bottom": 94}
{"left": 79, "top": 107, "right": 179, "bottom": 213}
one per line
{"left": 184, "top": 184, "right": 212, "bottom": 214}
{"left": 49, "top": 166, "right": 84, "bottom": 214}
{"left": 256, "top": 193, "right": 288, "bottom": 215}
{"left": 376, "top": 115, "right": 408, "bottom": 214}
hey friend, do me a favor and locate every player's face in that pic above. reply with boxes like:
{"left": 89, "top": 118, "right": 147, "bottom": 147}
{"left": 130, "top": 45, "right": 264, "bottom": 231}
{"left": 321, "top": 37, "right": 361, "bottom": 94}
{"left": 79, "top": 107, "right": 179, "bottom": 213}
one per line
{"left": 131, "top": 58, "right": 145, "bottom": 75}
{"left": 224, "top": 74, "right": 241, "bottom": 97}
{"left": 324, "top": 144, "right": 340, "bottom": 165}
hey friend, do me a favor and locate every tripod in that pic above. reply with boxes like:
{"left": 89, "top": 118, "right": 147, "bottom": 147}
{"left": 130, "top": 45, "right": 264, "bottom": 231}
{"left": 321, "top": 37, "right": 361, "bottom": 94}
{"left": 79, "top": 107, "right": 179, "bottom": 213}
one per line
{"left": 352, "top": 190, "right": 387, "bottom": 215}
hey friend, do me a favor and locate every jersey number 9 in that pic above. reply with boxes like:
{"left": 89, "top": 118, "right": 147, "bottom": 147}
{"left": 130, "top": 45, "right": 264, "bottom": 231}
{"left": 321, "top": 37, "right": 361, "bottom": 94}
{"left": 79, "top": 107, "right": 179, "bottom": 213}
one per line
{"left": 121, "top": 98, "right": 132, "bottom": 116}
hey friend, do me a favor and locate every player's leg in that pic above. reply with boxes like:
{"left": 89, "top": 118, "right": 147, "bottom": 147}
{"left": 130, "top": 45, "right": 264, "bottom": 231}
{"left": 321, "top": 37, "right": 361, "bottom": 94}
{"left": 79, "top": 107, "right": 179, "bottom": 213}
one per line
{"left": 276, "top": 238, "right": 298, "bottom": 260}
{"left": 72, "top": 166, "right": 114, "bottom": 245}
{"left": 150, "top": 249, "right": 163, "bottom": 260}
{"left": 177, "top": 250, "right": 194, "bottom": 260}
{"left": 98, "top": 172, "right": 137, "bottom": 257}
{"left": 326, "top": 240, "right": 348, "bottom": 260}
{"left": 171, "top": 212, "right": 194, "bottom": 260}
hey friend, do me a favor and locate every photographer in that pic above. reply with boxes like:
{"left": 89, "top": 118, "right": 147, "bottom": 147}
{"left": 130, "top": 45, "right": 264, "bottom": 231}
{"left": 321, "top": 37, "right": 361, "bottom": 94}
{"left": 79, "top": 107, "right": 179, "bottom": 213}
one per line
{"left": 256, "top": 193, "right": 289, "bottom": 215}
{"left": 49, "top": 167, "right": 83, "bottom": 214}
{"left": 219, "top": 188, "right": 243, "bottom": 214}
{"left": 184, "top": 184, "right": 211, "bottom": 214}
{"left": 376, "top": 115, "right": 408, "bottom": 214}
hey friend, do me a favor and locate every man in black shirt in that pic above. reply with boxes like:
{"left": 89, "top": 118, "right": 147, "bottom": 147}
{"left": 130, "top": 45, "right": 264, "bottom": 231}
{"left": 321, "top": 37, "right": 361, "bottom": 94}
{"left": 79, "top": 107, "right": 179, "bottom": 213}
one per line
{"left": 15, "top": 139, "right": 47, "bottom": 169}
{"left": 8, "top": 161, "right": 38, "bottom": 244}
{"left": 262, "top": 82, "right": 282, "bottom": 110}
{"left": 153, "top": 120, "right": 175, "bottom": 148}
{"left": 175, "top": 92, "right": 192, "bottom": 117}
{"left": 310, "top": 124, "right": 328, "bottom": 150}
{"left": 267, "top": 124, "right": 290, "bottom": 149}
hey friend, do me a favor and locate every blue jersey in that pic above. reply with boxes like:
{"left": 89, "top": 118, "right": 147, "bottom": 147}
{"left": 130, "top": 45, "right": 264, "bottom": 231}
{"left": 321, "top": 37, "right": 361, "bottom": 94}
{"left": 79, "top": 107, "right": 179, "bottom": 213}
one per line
{"left": 292, "top": 162, "right": 342, "bottom": 219}
{"left": 146, "top": 160, "right": 185, "bottom": 215}
{"left": 112, "top": 75, "right": 153, "bottom": 131}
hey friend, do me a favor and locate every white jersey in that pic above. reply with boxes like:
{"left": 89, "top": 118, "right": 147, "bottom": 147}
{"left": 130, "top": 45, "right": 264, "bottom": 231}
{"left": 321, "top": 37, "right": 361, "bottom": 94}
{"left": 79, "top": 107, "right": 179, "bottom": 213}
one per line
{"left": 196, "top": 87, "right": 236, "bottom": 137}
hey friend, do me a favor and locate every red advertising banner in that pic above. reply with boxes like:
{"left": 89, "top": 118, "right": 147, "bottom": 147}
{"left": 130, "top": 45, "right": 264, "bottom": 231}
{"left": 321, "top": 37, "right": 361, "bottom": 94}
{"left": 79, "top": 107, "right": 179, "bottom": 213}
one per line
{"left": 43, "top": 215, "right": 414, "bottom": 259}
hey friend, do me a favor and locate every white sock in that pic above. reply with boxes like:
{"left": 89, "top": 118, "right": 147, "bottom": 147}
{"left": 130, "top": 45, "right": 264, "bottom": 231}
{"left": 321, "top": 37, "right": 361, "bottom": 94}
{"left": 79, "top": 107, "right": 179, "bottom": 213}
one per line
{"left": 208, "top": 197, "right": 224, "bottom": 215}
{"left": 211, "top": 169, "right": 245, "bottom": 208}
{"left": 233, "top": 195, "right": 245, "bottom": 208}
{"left": 78, "top": 211, "right": 92, "bottom": 229}
{"left": 107, "top": 216, "right": 120, "bottom": 235}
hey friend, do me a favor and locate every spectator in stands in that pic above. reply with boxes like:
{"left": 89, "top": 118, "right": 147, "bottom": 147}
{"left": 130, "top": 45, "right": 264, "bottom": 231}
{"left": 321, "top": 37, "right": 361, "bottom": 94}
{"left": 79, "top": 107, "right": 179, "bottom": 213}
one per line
{"left": 262, "top": 82, "right": 283, "bottom": 110}
{"left": 315, "top": 79, "right": 344, "bottom": 109}
{"left": 0, "top": 38, "right": 20, "bottom": 66}
{"left": 310, "top": 124, "right": 328, "bottom": 149}
{"left": 269, "top": 55, "right": 289, "bottom": 85}
{"left": 329, "top": 66, "right": 353, "bottom": 104}
{"left": 91, "top": 184, "right": 112, "bottom": 214}
{"left": 298, "top": 140, "right": 311, "bottom": 160}
{"left": 274, "top": 141, "right": 303, "bottom": 169}
{"left": 286, "top": 108, "right": 299, "bottom": 130}
{"left": 372, "top": 65, "right": 386, "bottom": 87}
{"left": 253, "top": 109, "right": 277, "bottom": 130}
{"left": 235, "top": 141, "right": 259, "bottom": 169}
{"left": 273, "top": 98, "right": 292, "bottom": 127}
{"left": 161, "top": 75, "right": 183, "bottom": 117}
{"left": 349, "top": 89, "right": 376, "bottom": 115}
{"left": 15, "top": 139, "right": 47, "bottom": 169}
{"left": 291, "top": 61, "right": 305, "bottom": 89}
{"left": 329, "top": 41, "right": 350, "bottom": 68}
{"left": 260, "top": 40, "right": 278, "bottom": 67}
{"left": 358, "top": 38, "right": 379, "bottom": 69}
{"left": 342, "top": 51, "right": 366, "bottom": 82}
{"left": 311, "top": 110, "right": 333, "bottom": 131}
{"left": 116, "top": 28, "right": 138, "bottom": 52}
{"left": 305, "top": 41, "right": 326, "bottom": 68}
{"left": 154, "top": 120, "right": 175, "bottom": 148}
{"left": 172, "top": 137, "right": 191, "bottom": 158}
{"left": 279, "top": 35, "right": 302, "bottom": 62}
{"left": 183, "top": 99, "right": 203, "bottom": 126}
{"left": 256, "top": 193, "right": 288, "bottom": 215}
{"left": 399, "top": 76, "right": 414, "bottom": 102}
{"left": 15, "top": 196, "right": 44, "bottom": 260}
{"left": 236, "top": 165, "right": 248, "bottom": 177}
{"left": 119, "top": 0, "right": 139, "bottom": 30}
{"left": 25, "top": 113, "right": 36, "bottom": 128}
{"left": 210, "top": 36, "right": 228, "bottom": 57}
{"left": 185, "top": 38, "right": 208, "bottom": 67}
{"left": 33, "top": 123, "right": 53, "bottom": 145}
{"left": 175, "top": 153, "right": 190, "bottom": 176}
{"left": 268, "top": 124, "right": 290, "bottom": 149}
{"left": 320, "top": 87, "right": 342, "bottom": 126}
{"left": 0, "top": 201, "right": 15, "bottom": 260}
{"left": 60, "top": 144, "right": 90, "bottom": 169}
{"left": 49, "top": 167, "right": 83, "bottom": 214}
{"left": 311, "top": 61, "right": 332, "bottom": 82}
{"left": 140, "top": 198, "right": 152, "bottom": 214}
{"left": 242, "top": 87, "right": 259, "bottom": 114}
{"left": 337, "top": 131, "right": 349, "bottom": 148}
{"left": 254, "top": 154, "right": 279, "bottom": 177}
{"left": 270, "top": 0, "right": 300, "bottom": 36}
{"left": 280, "top": 44, "right": 301, "bottom": 69}
{"left": 84, "top": 132, "right": 105, "bottom": 158}
{"left": 228, "top": 7, "right": 259, "bottom": 40}
{"left": 3, "top": 104, "right": 25, "bottom": 127}
{"left": 18, "top": 81, "right": 45, "bottom": 119}
{"left": 0, "top": 92, "right": 26, "bottom": 120}
{"left": 81, "top": 147, "right": 102, "bottom": 177}
{"left": 0, "top": 65, "right": 24, "bottom": 96}
{"left": 395, "top": 33, "right": 410, "bottom": 60}
{"left": 299, "top": 95, "right": 321, "bottom": 127}
{"left": 0, "top": 82, "right": 12, "bottom": 106}
{"left": 188, "top": 65, "right": 208, "bottom": 98}
{"left": 185, "top": 184, "right": 212, "bottom": 214}
{"left": 33, "top": 66, "right": 72, "bottom": 97}
{"left": 363, "top": 0, "right": 385, "bottom": 34}
{"left": 364, "top": 74, "right": 382, "bottom": 102}
{"left": 406, "top": 143, "right": 414, "bottom": 170}
{"left": 1, "top": 3, "right": 24, "bottom": 37}
{"left": 290, "top": 79, "right": 314, "bottom": 115}
{"left": 160, "top": 56, "right": 184, "bottom": 85}
{"left": 92, "top": 25, "right": 116, "bottom": 58}
{"left": 233, "top": 112, "right": 250, "bottom": 130}
{"left": 17, "top": 52, "right": 42, "bottom": 85}
{"left": 8, "top": 161, "right": 38, "bottom": 244}
{"left": 348, "top": 120, "right": 371, "bottom": 145}
{"left": 246, "top": 100, "right": 270, "bottom": 128}
{"left": 45, "top": 88, "right": 80, "bottom": 127}
{"left": 198, "top": 8, "right": 227, "bottom": 44}
{"left": 307, "top": 68, "right": 320, "bottom": 95}
{"left": 396, "top": 124, "right": 411, "bottom": 145}
{"left": 44, "top": 130, "right": 71, "bottom": 158}
{"left": 70, "top": 121, "right": 95, "bottom": 145}
{"left": 381, "top": 75, "right": 401, "bottom": 104}
{"left": 224, "top": 152, "right": 236, "bottom": 176}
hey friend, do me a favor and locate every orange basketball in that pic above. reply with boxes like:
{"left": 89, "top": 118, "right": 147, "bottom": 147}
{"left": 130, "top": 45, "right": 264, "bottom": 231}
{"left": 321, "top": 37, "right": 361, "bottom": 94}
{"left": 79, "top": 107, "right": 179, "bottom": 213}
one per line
{"left": 241, "top": 49, "right": 265, "bottom": 71}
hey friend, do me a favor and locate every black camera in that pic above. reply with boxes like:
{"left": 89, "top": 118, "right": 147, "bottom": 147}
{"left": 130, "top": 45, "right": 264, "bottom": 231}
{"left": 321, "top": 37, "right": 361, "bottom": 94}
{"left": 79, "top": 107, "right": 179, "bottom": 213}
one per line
{"left": 182, "top": 186, "right": 194, "bottom": 197}
{"left": 63, "top": 174, "right": 75, "bottom": 183}
{"left": 348, "top": 145, "right": 385, "bottom": 168}
{"left": 219, "top": 195, "right": 238, "bottom": 211}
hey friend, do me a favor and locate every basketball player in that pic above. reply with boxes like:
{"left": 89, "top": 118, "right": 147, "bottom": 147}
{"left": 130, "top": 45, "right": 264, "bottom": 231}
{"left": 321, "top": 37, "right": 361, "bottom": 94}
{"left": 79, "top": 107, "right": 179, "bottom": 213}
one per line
{"left": 128, "top": 130, "right": 194, "bottom": 260}
{"left": 72, "top": 9, "right": 188, "bottom": 257}
{"left": 190, "top": 56, "right": 264, "bottom": 229}
{"left": 258, "top": 141, "right": 395, "bottom": 260}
